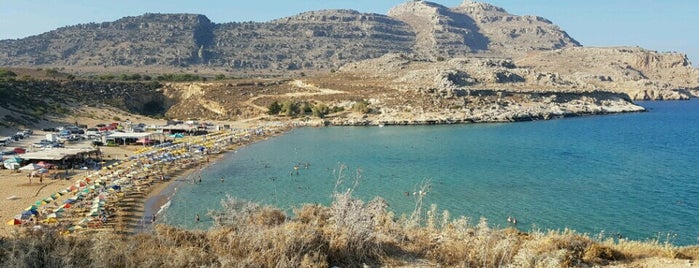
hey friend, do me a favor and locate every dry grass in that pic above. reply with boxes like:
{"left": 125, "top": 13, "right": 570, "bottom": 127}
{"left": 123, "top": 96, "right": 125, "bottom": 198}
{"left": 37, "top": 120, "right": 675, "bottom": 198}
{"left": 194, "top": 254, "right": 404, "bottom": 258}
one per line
{"left": 0, "top": 174, "right": 697, "bottom": 267}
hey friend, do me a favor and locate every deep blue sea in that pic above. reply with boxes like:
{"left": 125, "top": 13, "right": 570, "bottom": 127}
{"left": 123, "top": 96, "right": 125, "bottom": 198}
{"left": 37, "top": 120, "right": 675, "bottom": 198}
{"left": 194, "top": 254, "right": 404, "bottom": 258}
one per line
{"left": 160, "top": 100, "right": 699, "bottom": 245}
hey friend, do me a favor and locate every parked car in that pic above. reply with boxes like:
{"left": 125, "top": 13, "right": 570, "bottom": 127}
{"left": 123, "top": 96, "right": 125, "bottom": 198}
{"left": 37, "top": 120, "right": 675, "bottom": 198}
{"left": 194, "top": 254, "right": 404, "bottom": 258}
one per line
{"left": 1, "top": 136, "right": 13, "bottom": 144}
{"left": 47, "top": 142, "right": 64, "bottom": 148}
{"left": 69, "top": 128, "right": 85, "bottom": 134}
{"left": 33, "top": 140, "right": 52, "bottom": 148}
{"left": 42, "top": 127, "right": 57, "bottom": 132}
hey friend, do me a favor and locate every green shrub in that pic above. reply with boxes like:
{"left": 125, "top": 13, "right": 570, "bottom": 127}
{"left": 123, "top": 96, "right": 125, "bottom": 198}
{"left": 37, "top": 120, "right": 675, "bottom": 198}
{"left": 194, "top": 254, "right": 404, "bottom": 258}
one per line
{"left": 312, "top": 103, "right": 330, "bottom": 118}
{"left": 351, "top": 100, "right": 370, "bottom": 114}
{"left": 331, "top": 106, "right": 345, "bottom": 113}
{"left": 0, "top": 69, "right": 17, "bottom": 79}
{"left": 280, "top": 100, "right": 298, "bottom": 116}
{"left": 267, "top": 101, "right": 282, "bottom": 115}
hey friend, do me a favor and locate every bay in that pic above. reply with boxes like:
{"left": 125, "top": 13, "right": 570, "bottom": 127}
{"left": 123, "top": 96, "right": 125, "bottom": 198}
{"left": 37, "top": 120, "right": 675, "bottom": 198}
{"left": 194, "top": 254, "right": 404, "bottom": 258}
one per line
{"left": 161, "top": 99, "right": 699, "bottom": 245}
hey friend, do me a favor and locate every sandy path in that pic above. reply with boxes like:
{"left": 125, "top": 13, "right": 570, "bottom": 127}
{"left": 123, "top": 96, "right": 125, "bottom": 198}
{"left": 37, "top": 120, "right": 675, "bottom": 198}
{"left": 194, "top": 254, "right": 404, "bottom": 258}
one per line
{"left": 242, "top": 79, "right": 345, "bottom": 112}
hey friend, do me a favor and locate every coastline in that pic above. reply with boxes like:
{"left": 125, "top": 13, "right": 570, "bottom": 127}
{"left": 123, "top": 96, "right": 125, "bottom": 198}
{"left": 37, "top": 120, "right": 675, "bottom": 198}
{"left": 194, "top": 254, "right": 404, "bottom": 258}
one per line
{"left": 133, "top": 124, "right": 293, "bottom": 233}
{"left": 0, "top": 100, "right": 681, "bottom": 237}
{"left": 0, "top": 122, "right": 295, "bottom": 237}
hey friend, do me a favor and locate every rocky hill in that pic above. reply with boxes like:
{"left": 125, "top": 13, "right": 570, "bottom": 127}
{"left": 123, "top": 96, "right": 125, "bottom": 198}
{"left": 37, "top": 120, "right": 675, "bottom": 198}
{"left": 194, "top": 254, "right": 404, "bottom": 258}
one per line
{"left": 0, "top": 1, "right": 580, "bottom": 72}
{"left": 516, "top": 47, "right": 699, "bottom": 100}
{"left": 387, "top": 0, "right": 580, "bottom": 57}
{"left": 0, "top": 14, "right": 214, "bottom": 67}
{"left": 210, "top": 10, "right": 415, "bottom": 71}
{"left": 1, "top": 0, "right": 694, "bottom": 100}
{"left": 1, "top": 0, "right": 699, "bottom": 131}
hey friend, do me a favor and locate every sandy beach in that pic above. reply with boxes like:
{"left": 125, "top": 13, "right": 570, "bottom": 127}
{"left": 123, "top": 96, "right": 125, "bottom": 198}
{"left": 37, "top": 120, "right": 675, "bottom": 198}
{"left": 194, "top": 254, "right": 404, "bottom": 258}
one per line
{"left": 0, "top": 145, "right": 134, "bottom": 236}
{"left": 0, "top": 122, "right": 293, "bottom": 236}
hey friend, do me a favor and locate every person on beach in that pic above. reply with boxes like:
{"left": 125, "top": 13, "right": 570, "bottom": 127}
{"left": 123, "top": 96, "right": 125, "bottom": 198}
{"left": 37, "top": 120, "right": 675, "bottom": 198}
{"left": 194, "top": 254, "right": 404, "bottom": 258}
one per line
{"left": 220, "top": 177, "right": 224, "bottom": 183}
{"left": 199, "top": 176, "right": 202, "bottom": 183}
{"left": 195, "top": 213, "right": 200, "bottom": 223}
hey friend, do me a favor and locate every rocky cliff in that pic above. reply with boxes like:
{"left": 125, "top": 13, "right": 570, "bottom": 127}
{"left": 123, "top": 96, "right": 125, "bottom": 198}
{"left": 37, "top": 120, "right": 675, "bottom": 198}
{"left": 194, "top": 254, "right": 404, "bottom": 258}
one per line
{"left": 0, "top": 14, "right": 214, "bottom": 67}
{"left": 209, "top": 10, "right": 415, "bottom": 71}
{"left": 387, "top": 0, "right": 580, "bottom": 58}
{"left": 516, "top": 47, "right": 699, "bottom": 100}
{"left": 0, "top": 1, "right": 580, "bottom": 72}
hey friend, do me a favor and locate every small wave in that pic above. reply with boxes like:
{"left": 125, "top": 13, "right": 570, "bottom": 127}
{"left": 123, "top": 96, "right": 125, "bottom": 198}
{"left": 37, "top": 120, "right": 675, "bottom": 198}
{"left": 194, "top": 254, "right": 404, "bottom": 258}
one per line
{"left": 156, "top": 200, "right": 171, "bottom": 216}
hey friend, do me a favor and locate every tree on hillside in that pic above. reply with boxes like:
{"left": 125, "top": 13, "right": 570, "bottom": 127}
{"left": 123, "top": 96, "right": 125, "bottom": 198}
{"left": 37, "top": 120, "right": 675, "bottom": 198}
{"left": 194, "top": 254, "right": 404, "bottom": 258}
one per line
{"left": 267, "top": 101, "right": 282, "bottom": 115}
{"left": 312, "top": 103, "right": 330, "bottom": 118}
{"left": 352, "top": 100, "right": 370, "bottom": 114}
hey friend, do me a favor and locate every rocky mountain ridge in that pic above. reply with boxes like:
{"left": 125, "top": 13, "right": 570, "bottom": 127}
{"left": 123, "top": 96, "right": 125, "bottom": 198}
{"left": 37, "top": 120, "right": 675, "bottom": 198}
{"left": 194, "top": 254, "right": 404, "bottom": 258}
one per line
{"left": 0, "top": 0, "right": 578, "bottom": 72}
{"left": 0, "top": 0, "right": 698, "bottom": 131}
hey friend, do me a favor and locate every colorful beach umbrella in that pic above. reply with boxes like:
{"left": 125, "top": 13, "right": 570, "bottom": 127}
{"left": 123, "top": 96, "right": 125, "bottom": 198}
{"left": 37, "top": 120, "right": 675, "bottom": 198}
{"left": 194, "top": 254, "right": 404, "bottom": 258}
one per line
{"left": 41, "top": 218, "right": 58, "bottom": 224}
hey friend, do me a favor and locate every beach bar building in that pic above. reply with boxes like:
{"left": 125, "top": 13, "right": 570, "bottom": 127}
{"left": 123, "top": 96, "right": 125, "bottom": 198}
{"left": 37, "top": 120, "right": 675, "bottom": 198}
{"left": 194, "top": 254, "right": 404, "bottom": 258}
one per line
{"left": 19, "top": 148, "right": 101, "bottom": 169}
{"left": 105, "top": 132, "right": 165, "bottom": 146}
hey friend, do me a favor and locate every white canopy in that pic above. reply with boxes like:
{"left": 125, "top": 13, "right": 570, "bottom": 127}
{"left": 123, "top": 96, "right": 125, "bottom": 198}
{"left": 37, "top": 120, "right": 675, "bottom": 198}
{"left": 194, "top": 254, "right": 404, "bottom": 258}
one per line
{"left": 19, "top": 163, "right": 41, "bottom": 171}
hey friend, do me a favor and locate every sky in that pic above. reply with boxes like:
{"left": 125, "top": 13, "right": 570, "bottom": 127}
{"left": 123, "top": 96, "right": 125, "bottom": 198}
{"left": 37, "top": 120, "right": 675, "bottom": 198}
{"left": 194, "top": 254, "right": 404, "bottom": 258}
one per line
{"left": 1, "top": 0, "right": 697, "bottom": 66}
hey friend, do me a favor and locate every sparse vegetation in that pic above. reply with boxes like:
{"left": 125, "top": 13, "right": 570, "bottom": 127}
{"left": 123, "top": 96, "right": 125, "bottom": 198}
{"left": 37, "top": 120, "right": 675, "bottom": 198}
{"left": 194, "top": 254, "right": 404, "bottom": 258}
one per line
{"left": 266, "top": 101, "right": 282, "bottom": 115}
{"left": 351, "top": 100, "right": 370, "bottom": 114}
{"left": 267, "top": 100, "right": 332, "bottom": 118}
{"left": 0, "top": 69, "right": 17, "bottom": 80}
{"left": 156, "top": 73, "right": 205, "bottom": 82}
{"left": 311, "top": 103, "right": 330, "bottom": 118}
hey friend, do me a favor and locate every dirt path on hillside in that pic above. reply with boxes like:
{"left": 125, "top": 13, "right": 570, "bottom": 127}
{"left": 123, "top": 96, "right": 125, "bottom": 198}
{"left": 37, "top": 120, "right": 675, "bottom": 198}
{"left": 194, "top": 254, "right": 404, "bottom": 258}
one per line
{"left": 242, "top": 80, "right": 345, "bottom": 112}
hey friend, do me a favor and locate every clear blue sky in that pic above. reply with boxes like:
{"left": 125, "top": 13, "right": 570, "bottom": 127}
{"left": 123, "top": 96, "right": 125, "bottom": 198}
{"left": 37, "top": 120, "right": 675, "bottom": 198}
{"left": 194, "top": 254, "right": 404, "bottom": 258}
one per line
{"left": 1, "top": 0, "right": 697, "bottom": 66}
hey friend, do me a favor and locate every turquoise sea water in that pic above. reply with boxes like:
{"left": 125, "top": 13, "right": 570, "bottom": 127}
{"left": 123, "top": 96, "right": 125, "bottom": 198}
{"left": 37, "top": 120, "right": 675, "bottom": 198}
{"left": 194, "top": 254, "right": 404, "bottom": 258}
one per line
{"left": 161, "top": 100, "right": 699, "bottom": 245}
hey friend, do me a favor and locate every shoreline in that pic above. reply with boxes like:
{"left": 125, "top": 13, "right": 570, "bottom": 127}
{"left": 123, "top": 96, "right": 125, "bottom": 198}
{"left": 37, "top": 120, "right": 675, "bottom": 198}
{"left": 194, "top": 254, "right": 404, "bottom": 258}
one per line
{"left": 0, "top": 122, "right": 295, "bottom": 237}
{"left": 133, "top": 124, "right": 294, "bottom": 233}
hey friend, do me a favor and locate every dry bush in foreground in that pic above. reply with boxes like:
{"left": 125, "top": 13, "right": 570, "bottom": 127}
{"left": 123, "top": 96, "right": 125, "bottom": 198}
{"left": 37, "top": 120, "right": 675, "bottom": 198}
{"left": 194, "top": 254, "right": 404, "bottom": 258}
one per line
{"left": 0, "top": 176, "right": 697, "bottom": 267}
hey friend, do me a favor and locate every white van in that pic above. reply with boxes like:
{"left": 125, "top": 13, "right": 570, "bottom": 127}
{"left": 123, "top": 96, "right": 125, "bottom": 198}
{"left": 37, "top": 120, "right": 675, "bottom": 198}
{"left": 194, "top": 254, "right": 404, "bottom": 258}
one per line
{"left": 0, "top": 137, "right": 11, "bottom": 146}
{"left": 86, "top": 128, "right": 99, "bottom": 138}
